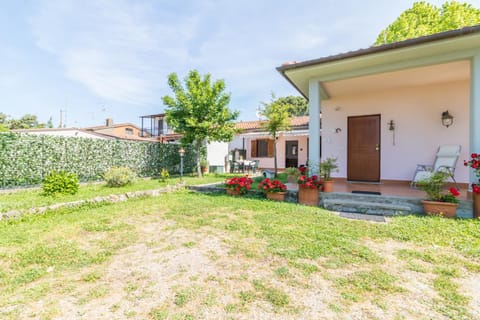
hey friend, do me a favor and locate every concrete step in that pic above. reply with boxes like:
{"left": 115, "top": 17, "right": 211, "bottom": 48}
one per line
{"left": 322, "top": 199, "right": 412, "bottom": 216}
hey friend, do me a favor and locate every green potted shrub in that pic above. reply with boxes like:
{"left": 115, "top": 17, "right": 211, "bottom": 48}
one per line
{"left": 319, "top": 157, "right": 338, "bottom": 193}
{"left": 285, "top": 167, "right": 300, "bottom": 183}
{"left": 417, "top": 171, "right": 460, "bottom": 218}
{"left": 200, "top": 159, "right": 209, "bottom": 174}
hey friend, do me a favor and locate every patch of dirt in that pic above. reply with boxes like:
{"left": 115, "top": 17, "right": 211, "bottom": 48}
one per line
{"left": 5, "top": 223, "right": 480, "bottom": 320}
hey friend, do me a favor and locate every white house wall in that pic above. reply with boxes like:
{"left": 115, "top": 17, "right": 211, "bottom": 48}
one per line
{"left": 322, "top": 80, "right": 470, "bottom": 183}
{"left": 207, "top": 141, "right": 228, "bottom": 167}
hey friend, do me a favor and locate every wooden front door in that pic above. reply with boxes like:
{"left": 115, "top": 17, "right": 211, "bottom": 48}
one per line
{"left": 285, "top": 140, "right": 298, "bottom": 168}
{"left": 347, "top": 115, "right": 380, "bottom": 182}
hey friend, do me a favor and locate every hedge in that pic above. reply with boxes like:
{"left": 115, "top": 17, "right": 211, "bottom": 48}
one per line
{"left": 0, "top": 133, "right": 196, "bottom": 188}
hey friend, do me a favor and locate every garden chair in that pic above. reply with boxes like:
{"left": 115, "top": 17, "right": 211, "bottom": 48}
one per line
{"left": 251, "top": 160, "right": 260, "bottom": 174}
{"left": 411, "top": 145, "right": 461, "bottom": 188}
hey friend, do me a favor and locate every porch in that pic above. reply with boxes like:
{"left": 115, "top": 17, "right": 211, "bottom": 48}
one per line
{"left": 284, "top": 180, "right": 473, "bottom": 218}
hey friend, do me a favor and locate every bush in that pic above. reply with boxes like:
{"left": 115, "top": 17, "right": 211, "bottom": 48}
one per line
{"left": 42, "top": 171, "right": 79, "bottom": 196}
{"left": 104, "top": 167, "right": 136, "bottom": 187}
{"left": 160, "top": 168, "right": 170, "bottom": 182}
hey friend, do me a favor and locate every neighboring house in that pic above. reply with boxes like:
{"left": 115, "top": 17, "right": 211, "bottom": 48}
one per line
{"left": 141, "top": 113, "right": 228, "bottom": 172}
{"left": 85, "top": 118, "right": 148, "bottom": 141}
{"left": 230, "top": 116, "right": 316, "bottom": 170}
{"left": 13, "top": 127, "right": 116, "bottom": 140}
{"left": 140, "top": 113, "right": 182, "bottom": 143}
{"left": 277, "top": 26, "right": 480, "bottom": 186}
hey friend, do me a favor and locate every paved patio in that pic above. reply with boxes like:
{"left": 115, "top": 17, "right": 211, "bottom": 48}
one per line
{"left": 286, "top": 179, "right": 471, "bottom": 201}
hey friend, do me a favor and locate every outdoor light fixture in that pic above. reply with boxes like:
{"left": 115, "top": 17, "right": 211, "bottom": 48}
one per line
{"left": 179, "top": 147, "right": 185, "bottom": 178}
{"left": 388, "top": 120, "right": 395, "bottom": 131}
{"left": 441, "top": 110, "right": 454, "bottom": 128}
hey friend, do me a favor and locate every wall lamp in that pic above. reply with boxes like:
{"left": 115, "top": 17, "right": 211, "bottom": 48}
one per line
{"left": 441, "top": 110, "right": 454, "bottom": 128}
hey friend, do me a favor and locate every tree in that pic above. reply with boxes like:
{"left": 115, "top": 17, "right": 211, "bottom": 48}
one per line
{"left": 260, "top": 96, "right": 292, "bottom": 177}
{"left": 47, "top": 117, "right": 54, "bottom": 128}
{"left": 8, "top": 114, "right": 41, "bottom": 129}
{"left": 270, "top": 95, "right": 308, "bottom": 116}
{"left": 163, "top": 70, "right": 239, "bottom": 177}
{"left": 375, "top": 1, "right": 480, "bottom": 45}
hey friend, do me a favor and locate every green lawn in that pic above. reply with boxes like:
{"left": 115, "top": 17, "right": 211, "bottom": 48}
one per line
{"left": 0, "top": 174, "right": 231, "bottom": 213}
{"left": 0, "top": 191, "right": 479, "bottom": 319}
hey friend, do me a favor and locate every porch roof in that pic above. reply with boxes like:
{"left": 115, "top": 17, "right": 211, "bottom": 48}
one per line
{"left": 277, "top": 25, "right": 480, "bottom": 100}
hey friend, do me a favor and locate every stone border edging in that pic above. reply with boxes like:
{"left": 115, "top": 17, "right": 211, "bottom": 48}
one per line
{"left": 0, "top": 183, "right": 186, "bottom": 221}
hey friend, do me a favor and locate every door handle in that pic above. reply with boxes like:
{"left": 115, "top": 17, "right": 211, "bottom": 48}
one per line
{"left": 375, "top": 144, "right": 380, "bottom": 151}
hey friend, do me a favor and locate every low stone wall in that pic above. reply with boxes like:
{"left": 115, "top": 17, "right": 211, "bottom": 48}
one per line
{"left": 0, "top": 184, "right": 184, "bottom": 221}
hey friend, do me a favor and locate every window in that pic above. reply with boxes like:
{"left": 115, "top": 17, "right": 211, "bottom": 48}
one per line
{"left": 125, "top": 128, "right": 133, "bottom": 135}
{"left": 251, "top": 139, "right": 274, "bottom": 158}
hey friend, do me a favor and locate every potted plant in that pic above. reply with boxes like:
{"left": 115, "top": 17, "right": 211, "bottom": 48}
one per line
{"left": 297, "top": 174, "right": 322, "bottom": 206}
{"left": 464, "top": 152, "right": 480, "bottom": 218}
{"left": 319, "top": 157, "right": 338, "bottom": 193}
{"left": 225, "top": 175, "right": 253, "bottom": 196}
{"left": 200, "top": 159, "right": 209, "bottom": 174}
{"left": 417, "top": 171, "right": 460, "bottom": 218}
{"left": 258, "top": 178, "right": 287, "bottom": 201}
{"left": 285, "top": 167, "right": 300, "bottom": 183}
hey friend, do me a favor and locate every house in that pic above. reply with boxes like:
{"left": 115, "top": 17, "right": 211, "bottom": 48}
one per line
{"left": 15, "top": 119, "right": 153, "bottom": 141}
{"left": 141, "top": 113, "right": 228, "bottom": 173}
{"left": 84, "top": 118, "right": 148, "bottom": 141}
{"left": 13, "top": 127, "right": 116, "bottom": 140}
{"left": 140, "top": 113, "right": 182, "bottom": 143}
{"left": 229, "top": 116, "right": 315, "bottom": 170}
{"left": 277, "top": 26, "right": 480, "bottom": 188}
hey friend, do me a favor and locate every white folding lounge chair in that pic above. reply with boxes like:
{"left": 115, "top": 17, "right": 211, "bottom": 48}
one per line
{"left": 411, "top": 145, "right": 461, "bottom": 188}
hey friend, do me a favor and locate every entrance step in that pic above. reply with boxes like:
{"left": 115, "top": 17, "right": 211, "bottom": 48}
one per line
{"left": 322, "top": 198, "right": 412, "bottom": 216}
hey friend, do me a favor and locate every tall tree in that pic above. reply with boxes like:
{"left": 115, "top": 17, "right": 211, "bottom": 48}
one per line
{"left": 8, "top": 114, "right": 41, "bottom": 129}
{"left": 271, "top": 95, "right": 308, "bottom": 116}
{"left": 261, "top": 96, "right": 292, "bottom": 177}
{"left": 375, "top": 1, "right": 480, "bottom": 45}
{"left": 163, "top": 70, "right": 239, "bottom": 177}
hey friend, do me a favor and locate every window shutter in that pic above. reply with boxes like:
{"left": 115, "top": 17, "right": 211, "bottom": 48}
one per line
{"left": 267, "top": 139, "right": 274, "bottom": 157}
{"left": 251, "top": 140, "right": 257, "bottom": 157}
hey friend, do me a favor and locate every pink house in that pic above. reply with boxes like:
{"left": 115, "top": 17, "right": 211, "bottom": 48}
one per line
{"left": 277, "top": 26, "right": 480, "bottom": 190}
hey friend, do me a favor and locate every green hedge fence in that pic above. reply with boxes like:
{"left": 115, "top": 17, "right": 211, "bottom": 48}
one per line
{"left": 0, "top": 133, "right": 196, "bottom": 188}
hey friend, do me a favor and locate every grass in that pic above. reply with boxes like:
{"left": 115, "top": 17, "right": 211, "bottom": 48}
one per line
{"left": 0, "top": 173, "right": 231, "bottom": 212}
{"left": 0, "top": 191, "right": 479, "bottom": 319}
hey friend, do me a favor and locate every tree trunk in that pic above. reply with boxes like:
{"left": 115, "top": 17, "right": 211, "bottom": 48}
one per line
{"left": 196, "top": 140, "right": 202, "bottom": 178}
{"left": 273, "top": 133, "right": 277, "bottom": 178}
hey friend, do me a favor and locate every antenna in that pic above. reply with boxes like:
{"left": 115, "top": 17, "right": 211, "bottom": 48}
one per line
{"left": 255, "top": 106, "right": 263, "bottom": 120}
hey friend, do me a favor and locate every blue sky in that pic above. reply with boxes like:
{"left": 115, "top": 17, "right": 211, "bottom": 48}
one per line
{"left": 2, "top": 0, "right": 480, "bottom": 128}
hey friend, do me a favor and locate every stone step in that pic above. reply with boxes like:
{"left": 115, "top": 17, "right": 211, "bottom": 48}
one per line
{"left": 322, "top": 199, "right": 412, "bottom": 216}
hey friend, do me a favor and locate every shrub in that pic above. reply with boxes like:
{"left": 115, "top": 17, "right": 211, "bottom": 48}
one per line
{"left": 42, "top": 171, "right": 79, "bottom": 196}
{"left": 104, "top": 167, "right": 136, "bottom": 187}
{"left": 160, "top": 168, "right": 170, "bottom": 182}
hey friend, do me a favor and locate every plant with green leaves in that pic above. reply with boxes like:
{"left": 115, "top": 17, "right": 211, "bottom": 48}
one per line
{"left": 267, "top": 95, "right": 308, "bottom": 116}
{"left": 417, "top": 171, "right": 460, "bottom": 203}
{"left": 260, "top": 95, "right": 292, "bottom": 177}
{"left": 320, "top": 157, "right": 339, "bottom": 181}
{"left": 375, "top": 1, "right": 480, "bottom": 45}
{"left": 163, "top": 70, "right": 239, "bottom": 178}
{"left": 42, "top": 171, "right": 79, "bottom": 196}
{"left": 160, "top": 168, "right": 170, "bottom": 182}
{"left": 103, "top": 167, "right": 136, "bottom": 187}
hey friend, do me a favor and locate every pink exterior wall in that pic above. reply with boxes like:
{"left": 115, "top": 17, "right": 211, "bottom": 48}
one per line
{"left": 322, "top": 80, "right": 470, "bottom": 182}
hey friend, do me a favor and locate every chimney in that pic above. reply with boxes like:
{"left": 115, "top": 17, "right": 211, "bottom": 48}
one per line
{"left": 106, "top": 118, "right": 113, "bottom": 127}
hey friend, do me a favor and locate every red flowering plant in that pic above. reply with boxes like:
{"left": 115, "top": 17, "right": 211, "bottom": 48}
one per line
{"left": 258, "top": 178, "right": 287, "bottom": 193}
{"left": 297, "top": 174, "right": 322, "bottom": 189}
{"left": 417, "top": 171, "right": 460, "bottom": 203}
{"left": 225, "top": 175, "right": 253, "bottom": 195}
{"left": 464, "top": 153, "right": 480, "bottom": 194}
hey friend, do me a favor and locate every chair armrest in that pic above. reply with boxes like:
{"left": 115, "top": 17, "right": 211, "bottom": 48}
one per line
{"left": 415, "top": 164, "right": 433, "bottom": 171}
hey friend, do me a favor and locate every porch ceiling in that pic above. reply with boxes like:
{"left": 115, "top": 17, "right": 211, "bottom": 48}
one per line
{"left": 323, "top": 60, "right": 470, "bottom": 97}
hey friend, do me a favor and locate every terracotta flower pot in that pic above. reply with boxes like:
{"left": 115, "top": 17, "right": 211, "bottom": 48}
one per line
{"left": 474, "top": 192, "right": 480, "bottom": 219}
{"left": 322, "top": 180, "right": 334, "bottom": 193}
{"left": 298, "top": 187, "right": 319, "bottom": 206}
{"left": 226, "top": 188, "right": 242, "bottom": 196}
{"left": 266, "top": 191, "right": 286, "bottom": 202}
{"left": 421, "top": 200, "right": 458, "bottom": 218}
